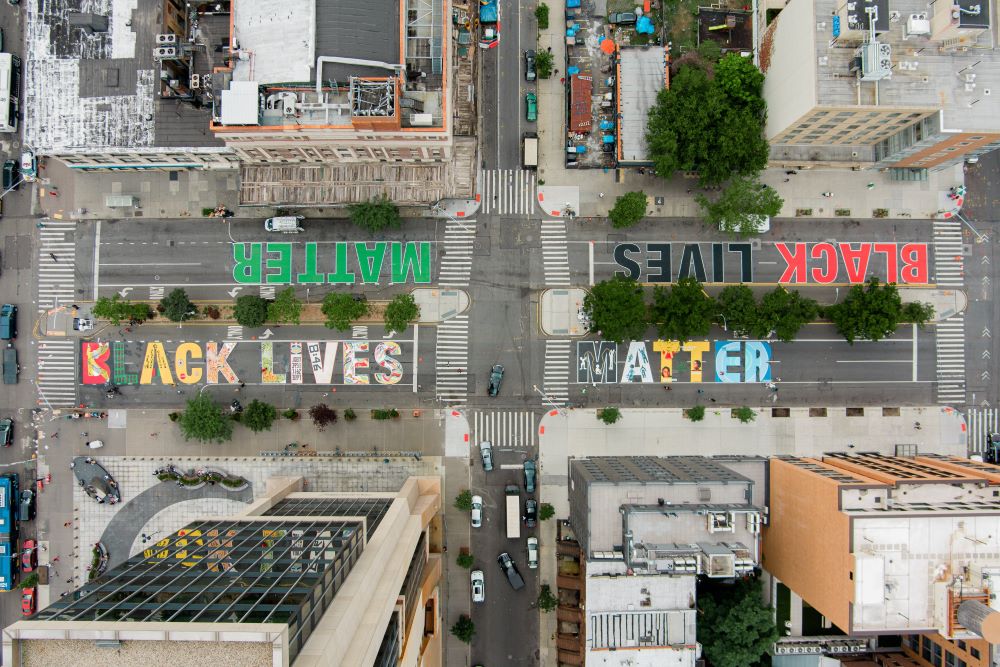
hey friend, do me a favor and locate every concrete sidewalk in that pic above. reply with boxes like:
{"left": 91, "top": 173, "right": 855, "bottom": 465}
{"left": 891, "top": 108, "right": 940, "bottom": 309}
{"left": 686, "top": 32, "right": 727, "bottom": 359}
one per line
{"left": 441, "top": 411, "right": 472, "bottom": 667}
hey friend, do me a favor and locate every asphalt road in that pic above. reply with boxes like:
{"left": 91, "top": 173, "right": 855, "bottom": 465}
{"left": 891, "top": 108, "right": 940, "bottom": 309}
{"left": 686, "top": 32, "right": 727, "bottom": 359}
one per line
{"left": 480, "top": 0, "right": 534, "bottom": 169}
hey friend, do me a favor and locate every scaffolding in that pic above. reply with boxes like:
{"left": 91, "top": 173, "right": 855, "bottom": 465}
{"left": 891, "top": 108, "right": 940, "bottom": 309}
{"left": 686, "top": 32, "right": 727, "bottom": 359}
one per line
{"left": 406, "top": 0, "right": 444, "bottom": 76}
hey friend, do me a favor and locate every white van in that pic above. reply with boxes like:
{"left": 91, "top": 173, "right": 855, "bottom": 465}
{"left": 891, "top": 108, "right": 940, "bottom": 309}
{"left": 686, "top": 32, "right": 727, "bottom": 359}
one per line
{"left": 264, "top": 216, "right": 304, "bottom": 233}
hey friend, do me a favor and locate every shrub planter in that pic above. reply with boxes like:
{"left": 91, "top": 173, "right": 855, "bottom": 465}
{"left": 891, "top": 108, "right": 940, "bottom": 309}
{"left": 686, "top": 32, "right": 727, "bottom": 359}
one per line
{"left": 795, "top": 208, "right": 813, "bottom": 217}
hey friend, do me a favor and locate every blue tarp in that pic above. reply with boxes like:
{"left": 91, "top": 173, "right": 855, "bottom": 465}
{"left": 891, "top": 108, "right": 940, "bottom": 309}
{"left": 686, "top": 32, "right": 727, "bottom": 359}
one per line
{"left": 566, "top": 0, "right": 581, "bottom": 7}
{"left": 636, "top": 16, "right": 655, "bottom": 33}
{"left": 479, "top": 0, "right": 498, "bottom": 23}
{"left": 600, "top": 120, "right": 615, "bottom": 130}
{"left": 567, "top": 66, "right": 580, "bottom": 75}
{"left": 602, "top": 135, "right": 616, "bottom": 144}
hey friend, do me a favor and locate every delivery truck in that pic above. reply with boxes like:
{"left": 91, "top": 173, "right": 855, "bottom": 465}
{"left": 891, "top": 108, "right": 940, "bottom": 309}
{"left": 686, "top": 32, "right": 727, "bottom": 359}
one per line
{"left": 523, "top": 133, "right": 538, "bottom": 169}
{"left": 505, "top": 484, "right": 521, "bottom": 539}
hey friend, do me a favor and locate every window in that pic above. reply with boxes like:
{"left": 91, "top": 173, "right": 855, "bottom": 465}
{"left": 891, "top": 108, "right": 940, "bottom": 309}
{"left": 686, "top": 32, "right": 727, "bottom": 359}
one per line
{"left": 970, "top": 647, "right": 980, "bottom": 659}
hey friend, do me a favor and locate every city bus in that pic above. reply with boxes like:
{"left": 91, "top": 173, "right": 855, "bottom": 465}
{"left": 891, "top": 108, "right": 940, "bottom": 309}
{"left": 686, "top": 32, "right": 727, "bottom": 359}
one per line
{"left": 0, "top": 53, "right": 22, "bottom": 134}
{"left": 0, "top": 473, "right": 18, "bottom": 539}
{"left": 0, "top": 540, "right": 14, "bottom": 591}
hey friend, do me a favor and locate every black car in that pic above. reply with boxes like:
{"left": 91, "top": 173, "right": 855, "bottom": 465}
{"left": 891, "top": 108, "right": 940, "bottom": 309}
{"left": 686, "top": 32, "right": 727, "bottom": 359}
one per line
{"left": 524, "top": 49, "right": 536, "bottom": 81}
{"left": 524, "top": 499, "right": 537, "bottom": 528}
{"left": 497, "top": 552, "right": 525, "bottom": 590}
{"left": 488, "top": 364, "right": 504, "bottom": 396}
{"left": 2, "top": 160, "right": 17, "bottom": 191}
{"left": 18, "top": 490, "right": 34, "bottom": 521}
{"left": 0, "top": 418, "right": 11, "bottom": 447}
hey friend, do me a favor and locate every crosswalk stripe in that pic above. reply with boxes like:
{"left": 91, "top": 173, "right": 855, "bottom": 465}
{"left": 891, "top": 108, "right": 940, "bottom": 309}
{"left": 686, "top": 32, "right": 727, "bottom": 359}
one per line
{"left": 541, "top": 220, "right": 571, "bottom": 286}
{"left": 439, "top": 220, "right": 476, "bottom": 287}
{"left": 542, "top": 339, "right": 571, "bottom": 405}
{"left": 932, "top": 220, "right": 964, "bottom": 287}
{"left": 435, "top": 315, "right": 469, "bottom": 404}
{"left": 37, "top": 220, "right": 79, "bottom": 312}
{"left": 36, "top": 340, "right": 78, "bottom": 407}
{"left": 965, "top": 408, "right": 997, "bottom": 454}
{"left": 934, "top": 312, "right": 965, "bottom": 405}
{"left": 473, "top": 410, "right": 537, "bottom": 449}
{"left": 478, "top": 169, "right": 536, "bottom": 216}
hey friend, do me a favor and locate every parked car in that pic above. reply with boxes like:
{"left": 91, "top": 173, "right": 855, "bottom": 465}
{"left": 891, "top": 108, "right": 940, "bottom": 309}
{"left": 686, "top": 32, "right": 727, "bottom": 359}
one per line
{"left": 18, "top": 490, "right": 34, "bottom": 521}
{"left": 471, "top": 569, "right": 485, "bottom": 603}
{"left": 86, "top": 440, "right": 104, "bottom": 449}
{"left": 20, "top": 540, "right": 36, "bottom": 573}
{"left": 0, "top": 418, "right": 11, "bottom": 447}
{"left": 524, "top": 498, "right": 537, "bottom": 528}
{"left": 479, "top": 440, "right": 494, "bottom": 472}
{"left": 524, "top": 49, "right": 536, "bottom": 81}
{"left": 523, "top": 459, "right": 536, "bottom": 494}
{"left": 497, "top": 552, "right": 525, "bottom": 590}
{"left": 0, "top": 304, "right": 17, "bottom": 339}
{"left": 3, "top": 345, "right": 18, "bottom": 385}
{"left": 21, "top": 588, "right": 35, "bottom": 617}
{"left": 471, "top": 495, "right": 483, "bottom": 528}
{"left": 488, "top": 364, "right": 504, "bottom": 397}
{"left": 19, "top": 149, "right": 36, "bottom": 183}
{"left": 527, "top": 536, "right": 539, "bottom": 569}
{"left": 2, "top": 160, "right": 17, "bottom": 191}
{"left": 609, "top": 11, "right": 637, "bottom": 23}
{"left": 525, "top": 92, "right": 537, "bottom": 122}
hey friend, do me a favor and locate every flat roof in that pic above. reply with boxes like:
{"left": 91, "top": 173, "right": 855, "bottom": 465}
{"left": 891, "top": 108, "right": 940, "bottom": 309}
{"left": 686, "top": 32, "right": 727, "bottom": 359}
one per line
{"left": 618, "top": 48, "right": 667, "bottom": 163}
{"left": 313, "top": 0, "right": 401, "bottom": 81}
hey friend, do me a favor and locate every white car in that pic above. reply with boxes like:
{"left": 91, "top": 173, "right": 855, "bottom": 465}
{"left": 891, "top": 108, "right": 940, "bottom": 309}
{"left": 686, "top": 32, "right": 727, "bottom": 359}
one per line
{"left": 527, "top": 536, "right": 539, "bottom": 569}
{"left": 86, "top": 440, "right": 104, "bottom": 449}
{"left": 471, "top": 495, "right": 483, "bottom": 528}
{"left": 471, "top": 569, "right": 485, "bottom": 603}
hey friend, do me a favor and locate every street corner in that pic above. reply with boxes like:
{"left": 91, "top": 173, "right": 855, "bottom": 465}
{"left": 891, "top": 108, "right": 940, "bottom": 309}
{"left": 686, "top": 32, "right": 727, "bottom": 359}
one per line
{"left": 432, "top": 197, "right": 480, "bottom": 219}
{"left": 38, "top": 304, "right": 97, "bottom": 339}
{"left": 444, "top": 407, "right": 472, "bottom": 458}
{"left": 539, "top": 287, "right": 588, "bottom": 336}
{"left": 537, "top": 185, "right": 579, "bottom": 218}
{"left": 413, "top": 287, "right": 470, "bottom": 323}
{"left": 897, "top": 287, "right": 967, "bottom": 321}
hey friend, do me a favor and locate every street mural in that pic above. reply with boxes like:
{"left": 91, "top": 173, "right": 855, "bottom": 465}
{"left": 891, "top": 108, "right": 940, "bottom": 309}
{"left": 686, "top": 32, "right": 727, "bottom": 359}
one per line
{"left": 232, "top": 241, "right": 432, "bottom": 285}
{"left": 613, "top": 242, "right": 930, "bottom": 284}
{"left": 578, "top": 339, "right": 773, "bottom": 384}
{"left": 81, "top": 340, "right": 407, "bottom": 387}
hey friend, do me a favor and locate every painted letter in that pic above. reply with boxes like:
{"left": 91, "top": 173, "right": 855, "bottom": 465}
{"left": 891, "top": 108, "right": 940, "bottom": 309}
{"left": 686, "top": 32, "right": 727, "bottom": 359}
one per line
{"left": 621, "top": 342, "right": 654, "bottom": 383}
{"left": 264, "top": 243, "right": 293, "bottom": 284}
{"left": 82, "top": 342, "right": 111, "bottom": 384}
{"left": 677, "top": 244, "right": 707, "bottom": 282}
{"left": 839, "top": 243, "right": 872, "bottom": 284}
{"left": 233, "top": 243, "right": 262, "bottom": 284}
{"left": 391, "top": 242, "right": 432, "bottom": 284}
{"left": 577, "top": 341, "right": 618, "bottom": 383}
{"left": 646, "top": 243, "right": 672, "bottom": 283}
{"left": 296, "top": 243, "right": 325, "bottom": 284}
{"left": 743, "top": 341, "right": 772, "bottom": 383}
{"left": 714, "top": 341, "right": 743, "bottom": 383}
{"left": 308, "top": 342, "right": 339, "bottom": 384}
{"left": 111, "top": 341, "right": 138, "bottom": 385}
{"left": 356, "top": 242, "right": 388, "bottom": 283}
{"left": 900, "top": 243, "right": 929, "bottom": 284}
{"left": 260, "top": 341, "right": 286, "bottom": 384}
{"left": 374, "top": 342, "right": 403, "bottom": 384}
{"left": 614, "top": 243, "right": 641, "bottom": 280}
{"left": 206, "top": 342, "right": 239, "bottom": 384}
{"left": 712, "top": 243, "right": 725, "bottom": 282}
{"left": 174, "top": 342, "right": 203, "bottom": 385}
{"left": 729, "top": 243, "right": 753, "bottom": 283}
{"left": 140, "top": 341, "right": 175, "bottom": 385}
{"left": 343, "top": 342, "right": 370, "bottom": 385}
{"left": 683, "top": 340, "right": 710, "bottom": 383}
{"left": 873, "top": 243, "right": 899, "bottom": 284}
{"left": 289, "top": 342, "right": 303, "bottom": 384}
{"left": 328, "top": 243, "right": 357, "bottom": 284}
{"left": 810, "top": 243, "right": 838, "bottom": 284}
{"left": 653, "top": 339, "right": 680, "bottom": 383}
{"left": 776, "top": 243, "right": 807, "bottom": 283}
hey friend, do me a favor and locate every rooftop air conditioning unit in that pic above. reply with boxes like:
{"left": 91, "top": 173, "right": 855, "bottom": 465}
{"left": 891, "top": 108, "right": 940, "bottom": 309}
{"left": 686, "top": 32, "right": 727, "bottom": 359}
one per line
{"left": 153, "top": 46, "right": 177, "bottom": 59}
{"left": 156, "top": 33, "right": 177, "bottom": 44}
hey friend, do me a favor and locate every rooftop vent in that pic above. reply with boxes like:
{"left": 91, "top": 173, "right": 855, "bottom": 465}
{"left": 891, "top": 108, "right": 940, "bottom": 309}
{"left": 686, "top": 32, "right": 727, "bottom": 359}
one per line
{"left": 906, "top": 12, "right": 931, "bottom": 35}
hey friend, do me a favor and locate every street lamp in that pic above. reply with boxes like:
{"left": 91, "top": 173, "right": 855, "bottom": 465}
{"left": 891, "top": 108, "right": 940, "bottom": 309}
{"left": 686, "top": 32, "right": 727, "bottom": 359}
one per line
{"left": 532, "top": 384, "right": 567, "bottom": 416}
{"left": 716, "top": 314, "right": 728, "bottom": 332}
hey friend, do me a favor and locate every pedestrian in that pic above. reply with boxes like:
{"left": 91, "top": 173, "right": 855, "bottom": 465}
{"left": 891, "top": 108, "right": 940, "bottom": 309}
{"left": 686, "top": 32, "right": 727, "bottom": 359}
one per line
{"left": 710, "top": 398, "right": 717, "bottom": 402}
{"left": 867, "top": 182, "right": 875, "bottom": 190}
{"left": 52, "top": 556, "right": 60, "bottom": 562}
{"left": 547, "top": 46, "right": 552, "bottom": 52}
{"left": 848, "top": 443, "right": 855, "bottom": 449}
{"left": 49, "top": 252, "right": 58, "bottom": 262}
{"left": 599, "top": 192, "right": 605, "bottom": 198}
{"left": 783, "top": 178, "right": 790, "bottom": 182}
{"left": 63, "top": 521, "right": 71, "bottom": 527}
{"left": 697, "top": 389, "right": 704, "bottom": 394}
{"left": 65, "top": 578, "right": 72, "bottom": 583}
{"left": 60, "top": 591, "right": 68, "bottom": 597}
{"left": 914, "top": 421, "right": 922, "bottom": 430}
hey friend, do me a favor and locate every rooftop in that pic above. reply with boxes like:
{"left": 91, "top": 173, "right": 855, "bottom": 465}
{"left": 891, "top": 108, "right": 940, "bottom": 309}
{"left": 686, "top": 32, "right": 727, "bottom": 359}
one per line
{"left": 572, "top": 455, "right": 754, "bottom": 485}
{"left": 24, "top": 0, "right": 226, "bottom": 153}
{"left": 617, "top": 47, "right": 667, "bottom": 164}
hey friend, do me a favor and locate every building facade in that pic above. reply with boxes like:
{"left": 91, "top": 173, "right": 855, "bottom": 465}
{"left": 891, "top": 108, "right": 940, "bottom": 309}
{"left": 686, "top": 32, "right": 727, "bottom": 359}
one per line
{"left": 3, "top": 476, "right": 443, "bottom": 667}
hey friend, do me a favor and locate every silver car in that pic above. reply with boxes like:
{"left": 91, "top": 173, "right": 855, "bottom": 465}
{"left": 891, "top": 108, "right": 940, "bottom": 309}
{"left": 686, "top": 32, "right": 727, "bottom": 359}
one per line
{"left": 471, "top": 495, "right": 483, "bottom": 528}
{"left": 527, "top": 537, "right": 539, "bottom": 569}
{"left": 479, "top": 440, "right": 494, "bottom": 471}
{"left": 471, "top": 569, "right": 485, "bottom": 603}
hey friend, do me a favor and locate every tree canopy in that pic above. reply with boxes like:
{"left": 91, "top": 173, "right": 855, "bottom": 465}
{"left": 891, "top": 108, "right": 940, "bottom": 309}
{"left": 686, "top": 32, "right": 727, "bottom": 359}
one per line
{"left": 451, "top": 615, "right": 476, "bottom": 643}
{"left": 827, "top": 277, "right": 904, "bottom": 344}
{"left": 698, "top": 578, "right": 778, "bottom": 667}
{"left": 348, "top": 195, "right": 402, "bottom": 233}
{"left": 92, "top": 295, "right": 153, "bottom": 325}
{"left": 609, "top": 191, "right": 648, "bottom": 228}
{"left": 242, "top": 399, "right": 278, "bottom": 433}
{"left": 697, "top": 175, "right": 783, "bottom": 237}
{"left": 160, "top": 288, "right": 197, "bottom": 323}
{"left": 321, "top": 293, "right": 370, "bottom": 331}
{"left": 650, "top": 277, "right": 716, "bottom": 343}
{"left": 177, "top": 394, "right": 233, "bottom": 443}
{"left": 647, "top": 55, "right": 769, "bottom": 185}
{"left": 716, "top": 285, "right": 758, "bottom": 336}
{"left": 268, "top": 287, "right": 303, "bottom": 325}
{"left": 755, "top": 286, "right": 818, "bottom": 342}
{"left": 583, "top": 276, "right": 648, "bottom": 343}
{"left": 233, "top": 294, "right": 268, "bottom": 328}
{"left": 384, "top": 293, "right": 420, "bottom": 334}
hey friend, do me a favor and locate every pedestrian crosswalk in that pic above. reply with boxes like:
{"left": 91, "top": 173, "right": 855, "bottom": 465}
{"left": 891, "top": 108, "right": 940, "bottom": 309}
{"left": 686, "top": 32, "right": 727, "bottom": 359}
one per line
{"left": 935, "top": 314, "right": 966, "bottom": 405}
{"left": 435, "top": 315, "right": 469, "bottom": 404}
{"left": 439, "top": 220, "right": 475, "bottom": 287}
{"left": 36, "top": 340, "right": 77, "bottom": 408}
{"left": 542, "top": 339, "right": 571, "bottom": 405}
{"left": 37, "top": 221, "right": 77, "bottom": 311}
{"left": 541, "top": 220, "right": 571, "bottom": 286}
{"left": 473, "top": 410, "right": 537, "bottom": 450}
{"left": 933, "top": 220, "right": 964, "bottom": 288}
{"left": 478, "top": 169, "right": 536, "bottom": 216}
{"left": 965, "top": 407, "right": 997, "bottom": 454}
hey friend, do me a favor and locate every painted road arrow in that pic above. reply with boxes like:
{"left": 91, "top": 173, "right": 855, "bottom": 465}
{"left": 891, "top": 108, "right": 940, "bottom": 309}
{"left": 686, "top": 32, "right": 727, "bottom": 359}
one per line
{"left": 984, "top": 327, "right": 992, "bottom": 338}
{"left": 984, "top": 349, "right": 992, "bottom": 359}
{"left": 983, "top": 399, "right": 992, "bottom": 408}
{"left": 984, "top": 275, "right": 992, "bottom": 285}
{"left": 260, "top": 329, "right": 274, "bottom": 339}
{"left": 228, "top": 287, "right": 243, "bottom": 297}
{"left": 984, "top": 370, "right": 991, "bottom": 381}
{"left": 984, "top": 256, "right": 992, "bottom": 265}
{"left": 118, "top": 287, "right": 133, "bottom": 298}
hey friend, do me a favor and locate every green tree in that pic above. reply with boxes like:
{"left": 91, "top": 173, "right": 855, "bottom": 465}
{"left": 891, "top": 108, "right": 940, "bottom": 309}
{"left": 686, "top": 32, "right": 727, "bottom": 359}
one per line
{"left": 93, "top": 295, "right": 152, "bottom": 325}
{"left": 538, "top": 502, "right": 555, "bottom": 521}
{"left": 698, "top": 578, "right": 778, "bottom": 667}
{"left": 827, "top": 277, "right": 903, "bottom": 344}
{"left": 268, "top": 287, "right": 303, "bottom": 325}
{"left": 538, "top": 584, "right": 558, "bottom": 612}
{"left": 598, "top": 407, "right": 622, "bottom": 424}
{"left": 451, "top": 615, "right": 476, "bottom": 643}
{"left": 646, "top": 58, "right": 769, "bottom": 185}
{"left": 535, "top": 50, "right": 554, "bottom": 78}
{"left": 697, "top": 175, "right": 783, "bottom": 237}
{"left": 178, "top": 394, "right": 234, "bottom": 443}
{"left": 242, "top": 399, "right": 278, "bottom": 433}
{"left": 309, "top": 404, "right": 337, "bottom": 429}
{"left": 160, "top": 288, "right": 197, "bottom": 323}
{"left": 348, "top": 195, "right": 401, "bottom": 233}
{"left": 454, "top": 489, "right": 473, "bottom": 512}
{"left": 733, "top": 406, "right": 756, "bottom": 423}
{"left": 902, "top": 301, "right": 935, "bottom": 326}
{"left": 322, "top": 293, "right": 370, "bottom": 331}
{"left": 456, "top": 552, "right": 475, "bottom": 569}
{"left": 716, "top": 285, "right": 758, "bottom": 336}
{"left": 609, "top": 191, "right": 648, "bottom": 229}
{"left": 650, "top": 277, "right": 716, "bottom": 343}
{"left": 583, "top": 276, "right": 648, "bottom": 343}
{"left": 535, "top": 3, "right": 550, "bottom": 29}
{"left": 233, "top": 294, "right": 268, "bottom": 328}
{"left": 687, "top": 405, "right": 706, "bottom": 422}
{"left": 753, "top": 286, "right": 818, "bottom": 342}
{"left": 384, "top": 293, "right": 420, "bottom": 334}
